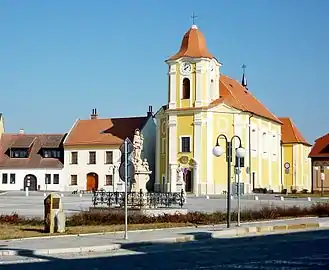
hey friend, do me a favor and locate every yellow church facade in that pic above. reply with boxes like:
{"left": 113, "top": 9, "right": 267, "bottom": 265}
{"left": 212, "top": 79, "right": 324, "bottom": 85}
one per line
{"left": 155, "top": 24, "right": 311, "bottom": 195}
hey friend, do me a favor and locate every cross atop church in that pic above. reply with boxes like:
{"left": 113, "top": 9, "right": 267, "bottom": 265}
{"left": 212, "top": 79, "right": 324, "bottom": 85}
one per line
{"left": 242, "top": 64, "right": 247, "bottom": 74}
{"left": 191, "top": 12, "right": 198, "bottom": 25}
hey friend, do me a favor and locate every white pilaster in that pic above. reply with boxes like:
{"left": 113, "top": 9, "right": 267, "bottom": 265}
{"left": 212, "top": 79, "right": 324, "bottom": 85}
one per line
{"left": 245, "top": 116, "right": 252, "bottom": 193}
{"left": 268, "top": 123, "right": 272, "bottom": 189}
{"left": 169, "top": 164, "right": 177, "bottom": 192}
{"left": 193, "top": 163, "right": 199, "bottom": 196}
{"left": 258, "top": 118, "right": 262, "bottom": 188}
{"left": 193, "top": 113, "right": 202, "bottom": 196}
{"left": 168, "top": 115, "right": 177, "bottom": 191}
{"left": 206, "top": 112, "right": 213, "bottom": 194}
{"left": 278, "top": 132, "right": 282, "bottom": 190}
{"left": 195, "top": 62, "right": 203, "bottom": 107}
{"left": 168, "top": 64, "right": 177, "bottom": 109}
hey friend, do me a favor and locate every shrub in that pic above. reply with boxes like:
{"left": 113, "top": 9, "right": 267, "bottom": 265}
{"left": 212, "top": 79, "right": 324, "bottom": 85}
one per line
{"left": 1, "top": 203, "right": 329, "bottom": 227}
{"left": 301, "top": 189, "right": 308, "bottom": 194}
{"left": 0, "top": 212, "right": 43, "bottom": 226}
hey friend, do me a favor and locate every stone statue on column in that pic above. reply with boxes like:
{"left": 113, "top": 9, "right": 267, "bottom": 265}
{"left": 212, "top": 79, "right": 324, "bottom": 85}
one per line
{"left": 131, "top": 129, "right": 152, "bottom": 193}
{"left": 133, "top": 129, "right": 143, "bottom": 170}
{"left": 176, "top": 164, "right": 186, "bottom": 194}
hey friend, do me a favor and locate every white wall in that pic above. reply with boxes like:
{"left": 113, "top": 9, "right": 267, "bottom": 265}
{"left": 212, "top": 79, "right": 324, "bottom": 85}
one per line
{"left": 64, "top": 147, "right": 125, "bottom": 192}
{"left": 0, "top": 168, "right": 64, "bottom": 191}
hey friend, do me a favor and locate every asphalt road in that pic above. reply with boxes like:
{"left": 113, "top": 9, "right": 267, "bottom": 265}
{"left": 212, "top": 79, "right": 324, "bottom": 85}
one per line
{"left": 1, "top": 191, "right": 326, "bottom": 217}
{"left": 1, "top": 229, "right": 329, "bottom": 269}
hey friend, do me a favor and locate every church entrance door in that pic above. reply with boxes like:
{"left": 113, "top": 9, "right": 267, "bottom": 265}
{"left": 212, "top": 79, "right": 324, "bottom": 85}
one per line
{"left": 185, "top": 170, "right": 193, "bottom": 193}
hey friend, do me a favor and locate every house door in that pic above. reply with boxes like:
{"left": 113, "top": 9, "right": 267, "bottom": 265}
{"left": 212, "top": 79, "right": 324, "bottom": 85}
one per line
{"left": 185, "top": 170, "right": 193, "bottom": 193}
{"left": 24, "top": 174, "right": 37, "bottom": 191}
{"left": 86, "top": 173, "right": 99, "bottom": 191}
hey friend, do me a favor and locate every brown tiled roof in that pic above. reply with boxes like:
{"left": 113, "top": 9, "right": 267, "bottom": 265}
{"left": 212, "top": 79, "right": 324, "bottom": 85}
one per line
{"left": 0, "top": 133, "right": 66, "bottom": 169}
{"left": 10, "top": 135, "right": 36, "bottom": 148}
{"left": 279, "top": 117, "right": 311, "bottom": 146}
{"left": 215, "top": 75, "right": 281, "bottom": 123}
{"left": 64, "top": 116, "right": 149, "bottom": 147}
{"left": 309, "top": 133, "right": 329, "bottom": 157}
{"left": 168, "top": 25, "right": 214, "bottom": 61}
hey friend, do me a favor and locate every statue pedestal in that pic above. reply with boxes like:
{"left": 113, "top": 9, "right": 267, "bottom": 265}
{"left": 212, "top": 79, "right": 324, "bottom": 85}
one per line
{"left": 131, "top": 170, "right": 152, "bottom": 193}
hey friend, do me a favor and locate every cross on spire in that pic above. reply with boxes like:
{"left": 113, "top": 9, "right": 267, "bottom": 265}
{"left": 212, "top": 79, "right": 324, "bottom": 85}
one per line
{"left": 191, "top": 12, "right": 198, "bottom": 25}
{"left": 242, "top": 64, "right": 247, "bottom": 74}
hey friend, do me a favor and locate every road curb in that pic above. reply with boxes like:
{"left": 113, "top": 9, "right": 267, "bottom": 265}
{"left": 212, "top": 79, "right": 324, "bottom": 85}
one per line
{"left": 211, "top": 221, "right": 329, "bottom": 238}
{"left": 2, "top": 216, "right": 319, "bottom": 242}
{"left": 1, "top": 220, "right": 329, "bottom": 257}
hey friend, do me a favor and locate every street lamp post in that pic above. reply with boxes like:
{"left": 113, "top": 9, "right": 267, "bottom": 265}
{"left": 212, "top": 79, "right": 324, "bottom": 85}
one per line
{"left": 212, "top": 134, "right": 245, "bottom": 228}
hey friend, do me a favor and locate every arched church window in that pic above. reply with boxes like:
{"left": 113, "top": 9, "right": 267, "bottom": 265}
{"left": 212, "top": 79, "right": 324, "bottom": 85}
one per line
{"left": 182, "top": 78, "right": 190, "bottom": 99}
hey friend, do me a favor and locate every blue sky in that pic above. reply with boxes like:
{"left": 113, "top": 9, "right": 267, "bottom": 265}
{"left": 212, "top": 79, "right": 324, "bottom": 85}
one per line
{"left": 0, "top": 0, "right": 328, "bottom": 143}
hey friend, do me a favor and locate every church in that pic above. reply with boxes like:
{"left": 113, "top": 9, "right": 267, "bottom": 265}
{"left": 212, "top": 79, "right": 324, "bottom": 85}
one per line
{"left": 154, "top": 24, "right": 311, "bottom": 195}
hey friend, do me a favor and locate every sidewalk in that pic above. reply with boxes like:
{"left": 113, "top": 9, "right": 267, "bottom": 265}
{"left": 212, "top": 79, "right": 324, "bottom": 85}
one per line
{"left": 1, "top": 217, "right": 329, "bottom": 256}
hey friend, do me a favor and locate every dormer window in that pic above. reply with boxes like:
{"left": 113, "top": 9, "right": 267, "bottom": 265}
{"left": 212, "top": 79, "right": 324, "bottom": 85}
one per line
{"left": 43, "top": 149, "right": 61, "bottom": 158}
{"left": 182, "top": 78, "right": 190, "bottom": 99}
{"left": 10, "top": 149, "right": 28, "bottom": 158}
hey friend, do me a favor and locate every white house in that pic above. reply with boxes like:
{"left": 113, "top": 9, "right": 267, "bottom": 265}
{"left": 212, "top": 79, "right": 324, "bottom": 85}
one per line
{"left": 63, "top": 107, "right": 156, "bottom": 192}
{"left": 0, "top": 132, "right": 66, "bottom": 191}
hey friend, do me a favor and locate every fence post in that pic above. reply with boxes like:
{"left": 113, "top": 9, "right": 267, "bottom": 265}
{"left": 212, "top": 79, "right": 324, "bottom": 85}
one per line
{"left": 139, "top": 189, "right": 143, "bottom": 209}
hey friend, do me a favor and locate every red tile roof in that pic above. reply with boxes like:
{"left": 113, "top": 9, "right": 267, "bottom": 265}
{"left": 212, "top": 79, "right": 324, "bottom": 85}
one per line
{"left": 166, "top": 74, "right": 282, "bottom": 124}
{"left": 0, "top": 133, "right": 66, "bottom": 169}
{"left": 168, "top": 25, "right": 214, "bottom": 61}
{"left": 216, "top": 75, "right": 281, "bottom": 123}
{"left": 279, "top": 117, "right": 311, "bottom": 146}
{"left": 64, "top": 117, "right": 149, "bottom": 147}
{"left": 309, "top": 133, "right": 329, "bottom": 157}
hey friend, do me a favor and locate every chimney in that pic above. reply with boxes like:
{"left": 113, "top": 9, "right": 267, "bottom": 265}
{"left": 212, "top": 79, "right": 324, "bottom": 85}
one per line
{"left": 147, "top": 105, "right": 153, "bottom": 118}
{"left": 19, "top": 128, "right": 24, "bottom": 134}
{"left": 90, "top": 108, "right": 98, "bottom": 119}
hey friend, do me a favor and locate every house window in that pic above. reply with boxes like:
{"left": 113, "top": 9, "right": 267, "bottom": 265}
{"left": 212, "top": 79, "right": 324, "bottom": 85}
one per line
{"left": 71, "top": 152, "right": 78, "bottom": 164}
{"left": 182, "top": 78, "right": 190, "bottom": 99}
{"left": 2, "top": 173, "right": 8, "bottom": 184}
{"left": 70, "top": 175, "right": 78, "bottom": 185}
{"left": 10, "top": 174, "right": 15, "bottom": 184}
{"left": 10, "top": 149, "right": 28, "bottom": 158}
{"left": 89, "top": 151, "right": 96, "bottom": 164}
{"left": 105, "top": 175, "right": 113, "bottom": 186}
{"left": 44, "top": 150, "right": 61, "bottom": 158}
{"left": 45, "top": 174, "right": 51, "bottom": 184}
{"left": 53, "top": 174, "right": 59, "bottom": 184}
{"left": 181, "top": 137, "right": 191, "bottom": 153}
{"left": 105, "top": 151, "right": 113, "bottom": 164}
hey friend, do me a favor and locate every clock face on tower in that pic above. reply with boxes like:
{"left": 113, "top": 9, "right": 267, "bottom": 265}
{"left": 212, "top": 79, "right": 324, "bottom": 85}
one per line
{"left": 180, "top": 62, "right": 192, "bottom": 75}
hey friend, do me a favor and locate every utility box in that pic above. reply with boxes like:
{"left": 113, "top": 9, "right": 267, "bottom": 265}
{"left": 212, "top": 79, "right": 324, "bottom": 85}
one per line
{"left": 44, "top": 193, "right": 66, "bottom": 233}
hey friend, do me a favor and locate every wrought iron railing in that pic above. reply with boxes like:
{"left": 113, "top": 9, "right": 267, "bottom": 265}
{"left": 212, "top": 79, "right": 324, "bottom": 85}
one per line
{"left": 92, "top": 189, "right": 185, "bottom": 209}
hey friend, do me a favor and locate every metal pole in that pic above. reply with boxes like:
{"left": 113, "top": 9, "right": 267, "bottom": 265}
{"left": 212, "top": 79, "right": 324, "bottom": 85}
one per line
{"left": 124, "top": 140, "right": 128, "bottom": 240}
{"left": 227, "top": 141, "right": 232, "bottom": 228}
{"left": 237, "top": 157, "right": 241, "bottom": 227}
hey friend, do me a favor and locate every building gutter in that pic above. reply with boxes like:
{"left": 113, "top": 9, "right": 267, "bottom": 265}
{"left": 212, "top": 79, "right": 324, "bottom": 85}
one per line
{"left": 280, "top": 140, "right": 283, "bottom": 190}
{"left": 248, "top": 114, "right": 254, "bottom": 190}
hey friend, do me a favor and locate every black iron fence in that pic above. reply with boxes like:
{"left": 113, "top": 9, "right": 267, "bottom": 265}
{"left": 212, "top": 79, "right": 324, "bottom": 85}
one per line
{"left": 92, "top": 189, "right": 185, "bottom": 209}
